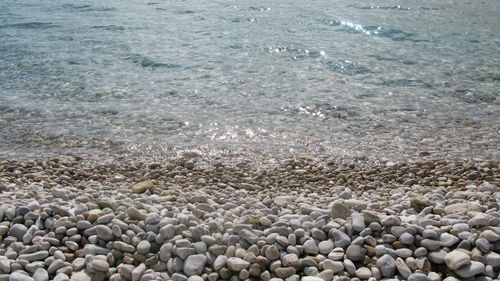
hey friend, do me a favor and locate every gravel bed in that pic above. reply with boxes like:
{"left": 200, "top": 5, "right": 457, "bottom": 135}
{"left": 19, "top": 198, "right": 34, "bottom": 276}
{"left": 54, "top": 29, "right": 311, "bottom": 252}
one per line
{"left": 0, "top": 156, "right": 498, "bottom": 281}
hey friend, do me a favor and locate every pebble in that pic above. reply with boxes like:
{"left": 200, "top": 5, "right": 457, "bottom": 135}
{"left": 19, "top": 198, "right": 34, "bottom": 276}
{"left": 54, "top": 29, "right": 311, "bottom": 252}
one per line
{"left": 94, "top": 225, "right": 113, "bottom": 241}
{"left": 407, "top": 273, "right": 432, "bottom": 281}
{"left": 330, "top": 202, "right": 351, "bottom": 219}
{"left": 318, "top": 240, "right": 334, "bottom": 254}
{"left": 132, "top": 181, "right": 155, "bottom": 193}
{"left": 32, "top": 268, "right": 48, "bottom": 281}
{"left": 227, "top": 257, "right": 250, "bottom": 271}
{"left": 303, "top": 239, "right": 319, "bottom": 255}
{"left": 9, "top": 272, "right": 35, "bottom": 281}
{"left": 440, "top": 233, "right": 459, "bottom": 247}
{"left": 469, "top": 213, "right": 490, "bottom": 227}
{"left": 381, "top": 216, "right": 401, "bottom": 226}
{"left": 444, "top": 250, "right": 471, "bottom": 270}
{"left": 265, "top": 245, "right": 280, "bottom": 260}
{"left": 479, "top": 230, "right": 500, "bottom": 242}
{"left": 395, "top": 257, "right": 412, "bottom": 279}
{"left": 322, "top": 260, "right": 344, "bottom": 273}
{"left": 346, "top": 245, "right": 366, "bottom": 261}
{"left": 351, "top": 213, "right": 365, "bottom": 232}
{"left": 355, "top": 267, "right": 371, "bottom": 279}
{"left": 9, "top": 224, "right": 28, "bottom": 241}
{"left": 454, "top": 260, "right": 486, "bottom": 278}
{"left": 475, "top": 238, "right": 492, "bottom": 252}
{"left": 239, "top": 229, "right": 259, "bottom": 244}
{"left": 377, "top": 254, "right": 396, "bottom": 277}
{"left": 343, "top": 259, "right": 356, "bottom": 275}
{"left": 90, "top": 260, "right": 109, "bottom": 272}
{"left": 137, "top": 240, "right": 151, "bottom": 255}
{"left": 213, "top": 256, "right": 227, "bottom": 271}
{"left": 485, "top": 251, "right": 500, "bottom": 267}
{"left": 18, "top": 251, "right": 49, "bottom": 262}
{"left": 184, "top": 254, "right": 207, "bottom": 276}
{"left": 399, "top": 232, "right": 415, "bottom": 244}
{"left": 275, "top": 267, "right": 296, "bottom": 278}
{"left": 300, "top": 277, "right": 324, "bottom": 281}
{"left": 331, "top": 230, "right": 351, "bottom": 248}
{"left": 68, "top": 271, "right": 90, "bottom": 281}
{"left": 126, "top": 207, "right": 147, "bottom": 220}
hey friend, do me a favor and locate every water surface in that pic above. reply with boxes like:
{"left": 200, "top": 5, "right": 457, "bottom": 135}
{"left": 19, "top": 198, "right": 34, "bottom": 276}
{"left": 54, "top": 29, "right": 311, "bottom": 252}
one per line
{"left": 0, "top": 0, "right": 498, "bottom": 161}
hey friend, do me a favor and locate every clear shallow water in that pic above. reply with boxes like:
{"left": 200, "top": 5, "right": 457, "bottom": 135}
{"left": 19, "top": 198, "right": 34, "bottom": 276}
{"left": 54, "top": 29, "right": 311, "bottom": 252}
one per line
{"left": 0, "top": 0, "right": 499, "bottom": 161}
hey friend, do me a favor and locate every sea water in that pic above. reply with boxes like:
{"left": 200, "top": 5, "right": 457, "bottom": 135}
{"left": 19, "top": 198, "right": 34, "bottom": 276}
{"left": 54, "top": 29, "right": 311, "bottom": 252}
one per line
{"left": 0, "top": 0, "right": 498, "bottom": 161}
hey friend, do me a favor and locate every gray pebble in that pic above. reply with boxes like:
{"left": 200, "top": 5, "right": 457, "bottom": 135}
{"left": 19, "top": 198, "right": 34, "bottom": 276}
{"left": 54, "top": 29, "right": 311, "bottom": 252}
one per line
{"left": 183, "top": 254, "right": 207, "bottom": 276}
{"left": 377, "top": 254, "right": 396, "bottom": 277}
{"left": 9, "top": 272, "right": 35, "bottom": 281}
{"left": 32, "top": 268, "right": 49, "bottom": 281}
{"left": 346, "top": 245, "right": 366, "bottom": 262}
{"left": 407, "top": 273, "right": 431, "bottom": 281}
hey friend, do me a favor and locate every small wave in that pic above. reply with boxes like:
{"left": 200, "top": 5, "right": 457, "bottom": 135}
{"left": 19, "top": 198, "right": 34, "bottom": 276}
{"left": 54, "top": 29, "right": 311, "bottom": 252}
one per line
{"left": 476, "top": 72, "right": 500, "bottom": 82}
{"left": 221, "top": 16, "right": 258, "bottom": 23}
{"left": 91, "top": 25, "right": 125, "bottom": 31}
{"left": 367, "top": 54, "right": 417, "bottom": 65}
{"left": 1, "top": 22, "right": 57, "bottom": 30}
{"left": 281, "top": 103, "right": 359, "bottom": 120}
{"left": 447, "top": 89, "right": 498, "bottom": 104}
{"left": 62, "top": 4, "right": 115, "bottom": 12}
{"left": 420, "top": 7, "right": 440, "bottom": 11}
{"left": 175, "top": 10, "right": 195, "bottom": 14}
{"left": 376, "top": 78, "right": 434, "bottom": 88}
{"left": 348, "top": 4, "right": 412, "bottom": 11}
{"left": 322, "top": 59, "right": 372, "bottom": 75}
{"left": 249, "top": 7, "right": 271, "bottom": 12}
{"left": 125, "top": 54, "right": 181, "bottom": 69}
{"left": 62, "top": 4, "right": 92, "bottom": 9}
{"left": 339, "top": 22, "right": 428, "bottom": 42}
{"left": 347, "top": 5, "right": 411, "bottom": 11}
{"left": 321, "top": 15, "right": 429, "bottom": 43}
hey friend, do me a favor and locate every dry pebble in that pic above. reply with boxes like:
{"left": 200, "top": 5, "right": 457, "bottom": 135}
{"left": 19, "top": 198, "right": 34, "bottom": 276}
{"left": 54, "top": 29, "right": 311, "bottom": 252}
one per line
{"left": 0, "top": 156, "right": 498, "bottom": 281}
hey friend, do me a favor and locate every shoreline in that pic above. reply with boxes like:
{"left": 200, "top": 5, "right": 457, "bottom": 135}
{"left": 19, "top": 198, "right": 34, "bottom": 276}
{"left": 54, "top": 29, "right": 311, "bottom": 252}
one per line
{"left": 0, "top": 155, "right": 498, "bottom": 280}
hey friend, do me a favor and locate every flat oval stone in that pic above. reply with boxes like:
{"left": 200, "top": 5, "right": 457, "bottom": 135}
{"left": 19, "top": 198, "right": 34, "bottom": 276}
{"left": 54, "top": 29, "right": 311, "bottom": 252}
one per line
{"left": 318, "top": 240, "right": 334, "bottom": 254}
{"left": 302, "top": 239, "right": 319, "bottom": 255}
{"left": 9, "top": 272, "right": 35, "bottom": 281}
{"left": 346, "top": 245, "right": 366, "bottom": 262}
{"left": 331, "top": 230, "right": 351, "bottom": 248}
{"left": 407, "top": 273, "right": 431, "bottom": 281}
{"left": 445, "top": 250, "right": 471, "bottom": 270}
{"left": 377, "top": 254, "right": 396, "bottom": 277}
{"left": 184, "top": 254, "right": 207, "bottom": 276}
{"left": 330, "top": 202, "right": 351, "bottom": 219}
{"left": 137, "top": 240, "right": 151, "bottom": 255}
{"left": 322, "top": 260, "right": 344, "bottom": 273}
{"left": 454, "top": 261, "right": 485, "bottom": 278}
{"left": 94, "top": 225, "right": 113, "bottom": 241}
{"left": 227, "top": 257, "right": 250, "bottom": 271}
{"left": 91, "top": 260, "right": 109, "bottom": 272}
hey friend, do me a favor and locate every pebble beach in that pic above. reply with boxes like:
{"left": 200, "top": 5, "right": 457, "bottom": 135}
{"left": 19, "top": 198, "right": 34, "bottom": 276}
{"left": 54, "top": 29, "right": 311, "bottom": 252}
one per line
{"left": 1, "top": 0, "right": 499, "bottom": 280}
{"left": 0, "top": 155, "right": 498, "bottom": 281}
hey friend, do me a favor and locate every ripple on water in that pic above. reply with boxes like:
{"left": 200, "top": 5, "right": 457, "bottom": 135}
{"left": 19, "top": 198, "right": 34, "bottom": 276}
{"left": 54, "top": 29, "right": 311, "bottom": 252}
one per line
{"left": 281, "top": 104, "right": 360, "bottom": 120}
{"left": 317, "top": 16, "right": 429, "bottom": 43}
{"left": 0, "top": 22, "right": 58, "bottom": 30}
{"left": 348, "top": 5, "right": 412, "bottom": 11}
{"left": 322, "top": 59, "right": 372, "bottom": 75}
{"left": 61, "top": 4, "right": 116, "bottom": 12}
{"left": 91, "top": 25, "right": 125, "bottom": 31}
{"left": 125, "top": 54, "right": 181, "bottom": 69}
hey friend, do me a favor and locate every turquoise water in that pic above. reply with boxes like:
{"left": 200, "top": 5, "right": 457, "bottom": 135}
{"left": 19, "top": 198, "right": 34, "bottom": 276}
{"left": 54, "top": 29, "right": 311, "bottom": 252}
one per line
{"left": 0, "top": 0, "right": 499, "bottom": 161}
